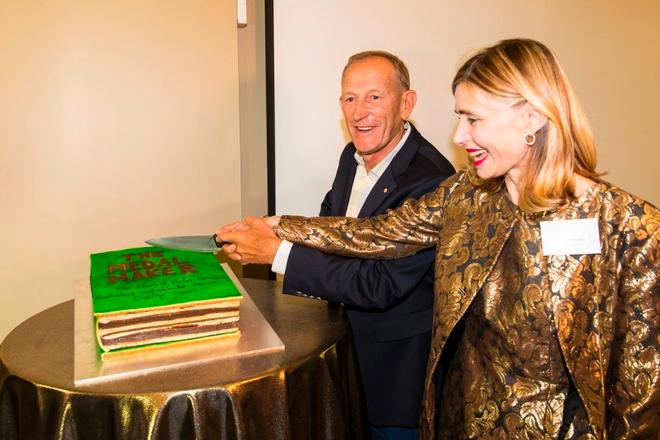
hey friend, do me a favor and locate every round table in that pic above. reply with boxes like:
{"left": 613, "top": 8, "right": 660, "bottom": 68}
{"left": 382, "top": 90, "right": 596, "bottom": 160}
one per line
{"left": 0, "top": 279, "right": 367, "bottom": 440}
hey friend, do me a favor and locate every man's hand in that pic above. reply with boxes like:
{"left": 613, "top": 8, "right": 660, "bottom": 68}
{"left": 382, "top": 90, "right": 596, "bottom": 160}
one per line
{"left": 260, "top": 215, "right": 281, "bottom": 229}
{"left": 215, "top": 216, "right": 281, "bottom": 264}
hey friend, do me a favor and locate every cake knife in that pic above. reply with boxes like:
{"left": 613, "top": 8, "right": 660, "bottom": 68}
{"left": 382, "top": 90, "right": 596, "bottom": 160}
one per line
{"left": 145, "top": 234, "right": 229, "bottom": 253}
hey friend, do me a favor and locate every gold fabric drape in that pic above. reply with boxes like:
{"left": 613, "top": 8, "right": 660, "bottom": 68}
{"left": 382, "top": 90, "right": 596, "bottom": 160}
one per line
{"left": 0, "top": 279, "right": 367, "bottom": 440}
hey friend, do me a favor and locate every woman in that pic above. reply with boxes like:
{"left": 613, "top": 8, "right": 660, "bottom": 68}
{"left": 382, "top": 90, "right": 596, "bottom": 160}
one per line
{"left": 223, "top": 39, "right": 659, "bottom": 439}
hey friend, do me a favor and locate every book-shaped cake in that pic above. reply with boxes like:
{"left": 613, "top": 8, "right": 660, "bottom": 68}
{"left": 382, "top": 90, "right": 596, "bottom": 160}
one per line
{"left": 90, "top": 246, "right": 241, "bottom": 352}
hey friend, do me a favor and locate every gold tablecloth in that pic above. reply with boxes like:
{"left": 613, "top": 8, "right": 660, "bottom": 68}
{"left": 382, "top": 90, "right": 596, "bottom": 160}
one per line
{"left": 0, "top": 279, "right": 367, "bottom": 439}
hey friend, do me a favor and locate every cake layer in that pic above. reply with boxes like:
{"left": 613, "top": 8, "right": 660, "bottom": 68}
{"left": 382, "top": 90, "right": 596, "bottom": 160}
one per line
{"left": 96, "top": 302, "right": 241, "bottom": 330}
{"left": 98, "top": 310, "right": 240, "bottom": 335}
{"left": 98, "top": 316, "right": 240, "bottom": 351}
{"left": 101, "top": 316, "right": 240, "bottom": 342}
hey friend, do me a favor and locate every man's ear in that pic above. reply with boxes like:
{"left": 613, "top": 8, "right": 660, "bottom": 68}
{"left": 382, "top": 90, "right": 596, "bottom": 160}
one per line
{"left": 524, "top": 102, "right": 548, "bottom": 133}
{"left": 400, "top": 89, "right": 417, "bottom": 120}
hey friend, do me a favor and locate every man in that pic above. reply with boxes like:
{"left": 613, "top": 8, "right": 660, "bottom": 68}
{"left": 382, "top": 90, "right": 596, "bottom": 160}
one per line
{"left": 220, "top": 51, "right": 454, "bottom": 439}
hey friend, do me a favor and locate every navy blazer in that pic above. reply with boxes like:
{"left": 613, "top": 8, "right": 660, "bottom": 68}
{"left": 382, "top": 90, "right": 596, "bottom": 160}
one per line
{"left": 283, "top": 124, "right": 455, "bottom": 427}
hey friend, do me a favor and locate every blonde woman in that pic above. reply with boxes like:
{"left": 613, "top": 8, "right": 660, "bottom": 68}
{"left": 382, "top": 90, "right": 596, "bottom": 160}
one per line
{"left": 219, "top": 39, "right": 658, "bottom": 439}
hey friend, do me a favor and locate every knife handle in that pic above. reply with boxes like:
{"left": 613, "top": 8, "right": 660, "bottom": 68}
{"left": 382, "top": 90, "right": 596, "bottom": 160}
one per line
{"left": 213, "top": 234, "right": 230, "bottom": 248}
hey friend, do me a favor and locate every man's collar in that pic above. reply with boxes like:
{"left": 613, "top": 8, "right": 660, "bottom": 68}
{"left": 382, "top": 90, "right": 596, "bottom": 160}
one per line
{"left": 354, "top": 121, "right": 411, "bottom": 178}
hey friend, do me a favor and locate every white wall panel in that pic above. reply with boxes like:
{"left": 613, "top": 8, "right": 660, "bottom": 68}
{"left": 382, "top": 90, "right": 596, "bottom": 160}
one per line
{"left": 273, "top": 1, "right": 660, "bottom": 216}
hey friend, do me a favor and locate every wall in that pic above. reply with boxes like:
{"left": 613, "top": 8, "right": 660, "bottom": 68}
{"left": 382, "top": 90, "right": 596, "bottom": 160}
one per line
{"left": 0, "top": 0, "right": 242, "bottom": 340}
{"left": 238, "top": 0, "right": 268, "bottom": 217}
{"left": 273, "top": 0, "right": 660, "bottom": 216}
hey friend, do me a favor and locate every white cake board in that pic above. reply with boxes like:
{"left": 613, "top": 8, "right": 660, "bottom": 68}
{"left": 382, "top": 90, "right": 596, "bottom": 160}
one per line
{"left": 74, "top": 263, "right": 284, "bottom": 387}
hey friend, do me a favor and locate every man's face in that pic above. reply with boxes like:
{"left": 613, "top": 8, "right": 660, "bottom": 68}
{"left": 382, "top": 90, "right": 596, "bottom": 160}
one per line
{"left": 340, "top": 57, "right": 415, "bottom": 160}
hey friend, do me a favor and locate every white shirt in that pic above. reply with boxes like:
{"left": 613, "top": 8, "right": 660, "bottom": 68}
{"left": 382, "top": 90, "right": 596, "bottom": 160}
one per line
{"left": 271, "top": 122, "right": 411, "bottom": 274}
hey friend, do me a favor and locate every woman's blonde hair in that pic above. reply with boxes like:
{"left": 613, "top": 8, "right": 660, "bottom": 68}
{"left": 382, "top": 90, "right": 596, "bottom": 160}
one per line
{"left": 452, "top": 38, "right": 601, "bottom": 211}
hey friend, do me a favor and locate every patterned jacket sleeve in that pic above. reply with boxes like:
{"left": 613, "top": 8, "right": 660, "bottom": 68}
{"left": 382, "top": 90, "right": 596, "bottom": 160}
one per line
{"left": 607, "top": 201, "right": 660, "bottom": 438}
{"left": 276, "top": 172, "right": 465, "bottom": 260}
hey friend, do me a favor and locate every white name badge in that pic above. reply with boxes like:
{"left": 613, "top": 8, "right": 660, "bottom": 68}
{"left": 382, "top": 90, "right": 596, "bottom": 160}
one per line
{"left": 540, "top": 218, "right": 601, "bottom": 256}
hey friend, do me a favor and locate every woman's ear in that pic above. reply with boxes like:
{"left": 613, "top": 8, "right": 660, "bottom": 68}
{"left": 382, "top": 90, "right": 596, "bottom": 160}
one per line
{"left": 524, "top": 102, "right": 548, "bottom": 133}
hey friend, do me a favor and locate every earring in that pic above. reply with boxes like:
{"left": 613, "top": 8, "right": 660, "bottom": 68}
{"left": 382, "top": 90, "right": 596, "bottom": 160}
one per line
{"left": 524, "top": 132, "right": 536, "bottom": 146}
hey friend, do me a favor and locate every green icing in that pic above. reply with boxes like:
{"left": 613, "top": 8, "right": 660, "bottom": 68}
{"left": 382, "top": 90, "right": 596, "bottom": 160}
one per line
{"left": 90, "top": 246, "right": 241, "bottom": 314}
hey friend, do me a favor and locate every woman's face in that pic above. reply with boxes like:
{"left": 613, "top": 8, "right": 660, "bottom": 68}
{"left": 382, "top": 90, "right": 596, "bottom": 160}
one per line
{"left": 453, "top": 82, "right": 532, "bottom": 187}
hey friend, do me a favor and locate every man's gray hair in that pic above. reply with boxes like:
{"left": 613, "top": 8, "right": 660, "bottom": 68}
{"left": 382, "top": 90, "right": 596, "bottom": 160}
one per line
{"left": 342, "top": 50, "right": 411, "bottom": 90}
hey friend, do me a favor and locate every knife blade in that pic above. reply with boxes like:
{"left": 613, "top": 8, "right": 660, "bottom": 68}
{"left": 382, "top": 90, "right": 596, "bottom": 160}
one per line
{"left": 145, "top": 234, "right": 229, "bottom": 253}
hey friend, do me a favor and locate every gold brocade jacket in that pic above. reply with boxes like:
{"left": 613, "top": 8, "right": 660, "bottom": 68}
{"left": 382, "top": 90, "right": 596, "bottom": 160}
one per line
{"left": 277, "top": 171, "right": 659, "bottom": 439}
